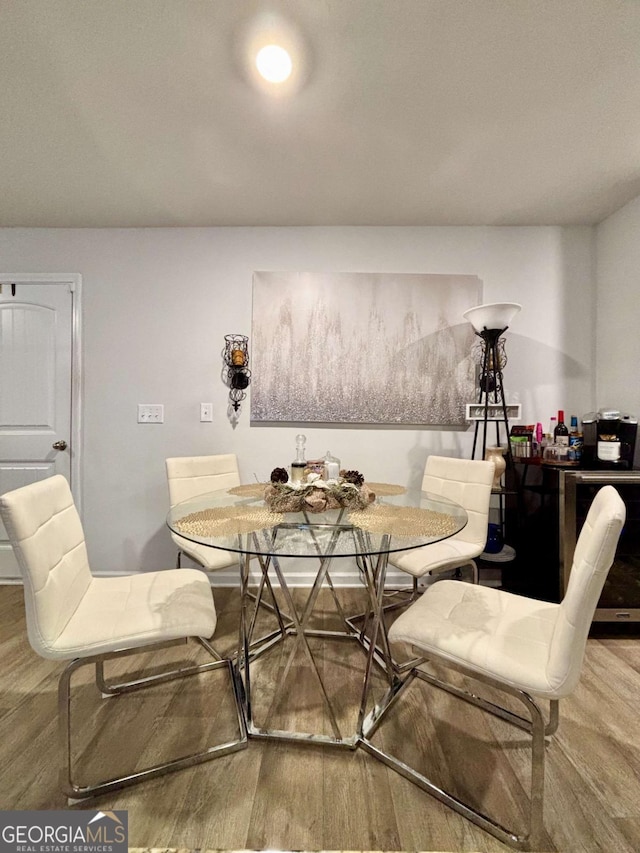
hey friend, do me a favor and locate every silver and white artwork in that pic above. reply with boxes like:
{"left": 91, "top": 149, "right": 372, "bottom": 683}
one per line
{"left": 251, "top": 271, "right": 482, "bottom": 425}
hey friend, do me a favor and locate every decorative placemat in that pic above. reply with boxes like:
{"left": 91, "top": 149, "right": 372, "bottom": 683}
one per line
{"left": 348, "top": 504, "right": 459, "bottom": 538}
{"left": 227, "top": 483, "right": 268, "bottom": 497}
{"left": 366, "top": 481, "right": 406, "bottom": 496}
{"left": 175, "top": 506, "right": 283, "bottom": 537}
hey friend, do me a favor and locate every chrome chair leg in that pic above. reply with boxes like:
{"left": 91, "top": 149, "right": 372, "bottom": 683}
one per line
{"left": 452, "top": 559, "right": 478, "bottom": 584}
{"left": 62, "top": 639, "right": 247, "bottom": 799}
{"left": 359, "top": 660, "right": 552, "bottom": 851}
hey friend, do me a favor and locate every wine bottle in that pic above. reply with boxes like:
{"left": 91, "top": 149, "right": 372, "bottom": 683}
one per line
{"left": 554, "top": 410, "right": 569, "bottom": 446}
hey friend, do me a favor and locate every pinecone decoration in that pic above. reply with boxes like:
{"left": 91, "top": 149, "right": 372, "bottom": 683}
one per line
{"left": 270, "top": 467, "right": 289, "bottom": 484}
{"left": 341, "top": 469, "right": 364, "bottom": 487}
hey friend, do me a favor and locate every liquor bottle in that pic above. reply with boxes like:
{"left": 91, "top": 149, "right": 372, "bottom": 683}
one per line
{"left": 291, "top": 434, "right": 307, "bottom": 482}
{"left": 569, "top": 415, "right": 583, "bottom": 463}
{"left": 548, "top": 416, "right": 557, "bottom": 441}
{"left": 535, "top": 422, "right": 543, "bottom": 455}
{"left": 554, "top": 410, "right": 570, "bottom": 446}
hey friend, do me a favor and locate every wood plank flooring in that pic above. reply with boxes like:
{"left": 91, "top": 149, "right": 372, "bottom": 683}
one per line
{"left": 0, "top": 583, "right": 639, "bottom": 853}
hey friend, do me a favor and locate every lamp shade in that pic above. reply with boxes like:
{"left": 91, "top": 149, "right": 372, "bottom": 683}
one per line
{"left": 462, "top": 302, "right": 521, "bottom": 333}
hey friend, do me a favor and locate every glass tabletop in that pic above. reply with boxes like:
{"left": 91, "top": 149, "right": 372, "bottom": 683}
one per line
{"left": 166, "top": 483, "right": 468, "bottom": 559}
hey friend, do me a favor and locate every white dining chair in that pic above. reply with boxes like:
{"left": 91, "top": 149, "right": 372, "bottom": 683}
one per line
{"left": 0, "top": 474, "right": 247, "bottom": 800}
{"left": 166, "top": 453, "right": 243, "bottom": 571}
{"left": 346, "top": 456, "right": 495, "bottom": 673}
{"left": 388, "top": 455, "right": 495, "bottom": 587}
{"left": 360, "top": 484, "right": 626, "bottom": 850}
{"left": 166, "top": 453, "right": 289, "bottom": 648}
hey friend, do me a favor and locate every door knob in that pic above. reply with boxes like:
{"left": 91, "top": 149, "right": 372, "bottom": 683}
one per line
{"left": 52, "top": 440, "right": 68, "bottom": 451}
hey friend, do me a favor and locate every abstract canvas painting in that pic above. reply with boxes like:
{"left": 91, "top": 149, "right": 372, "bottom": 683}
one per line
{"left": 251, "top": 271, "right": 482, "bottom": 425}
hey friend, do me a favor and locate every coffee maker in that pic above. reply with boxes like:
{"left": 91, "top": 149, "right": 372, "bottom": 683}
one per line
{"left": 582, "top": 410, "right": 638, "bottom": 470}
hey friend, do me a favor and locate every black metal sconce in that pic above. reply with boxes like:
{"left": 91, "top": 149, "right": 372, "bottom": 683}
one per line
{"left": 472, "top": 334, "right": 508, "bottom": 396}
{"left": 223, "top": 334, "right": 251, "bottom": 412}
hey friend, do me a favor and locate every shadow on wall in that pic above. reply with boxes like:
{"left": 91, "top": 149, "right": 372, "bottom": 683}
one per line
{"left": 506, "top": 332, "right": 592, "bottom": 418}
{"left": 129, "top": 526, "right": 176, "bottom": 575}
{"left": 406, "top": 430, "right": 469, "bottom": 492}
{"left": 403, "top": 327, "right": 590, "bottom": 489}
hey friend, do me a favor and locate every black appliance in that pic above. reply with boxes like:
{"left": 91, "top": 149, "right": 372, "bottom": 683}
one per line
{"left": 560, "top": 470, "right": 640, "bottom": 622}
{"left": 582, "top": 409, "right": 638, "bottom": 470}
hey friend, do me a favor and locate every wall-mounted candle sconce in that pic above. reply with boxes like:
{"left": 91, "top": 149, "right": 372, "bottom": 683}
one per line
{"left": 223, "top": 334, "right": 251, "bottom": 413}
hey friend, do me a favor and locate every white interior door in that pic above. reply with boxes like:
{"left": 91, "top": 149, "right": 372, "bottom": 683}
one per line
{"left": 0, "top": 279, "right": 79, "bottom": 578}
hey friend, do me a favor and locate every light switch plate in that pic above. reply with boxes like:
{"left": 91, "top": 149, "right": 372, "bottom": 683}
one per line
{"left": 138, "top": 404, "right": 164, "bottom": 423}
{"left": 200, "top": 402, "right": 213, "bottom": 422}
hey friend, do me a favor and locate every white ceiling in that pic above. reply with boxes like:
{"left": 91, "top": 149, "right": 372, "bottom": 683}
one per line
{"left": 2, "top": 0, "right": 640, "bottom": 228}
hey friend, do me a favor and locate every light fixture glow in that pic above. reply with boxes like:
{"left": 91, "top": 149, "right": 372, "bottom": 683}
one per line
{"left": 256, "top": 44, "right": 293, "bottom": 83}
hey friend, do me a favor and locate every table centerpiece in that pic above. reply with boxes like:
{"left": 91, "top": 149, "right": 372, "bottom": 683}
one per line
{"left": 264, "top": 467, "right": 375, "bottom": 513}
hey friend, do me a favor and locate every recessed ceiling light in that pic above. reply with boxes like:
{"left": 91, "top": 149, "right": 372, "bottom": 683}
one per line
{"left": 255, "top": 44, "right": 293, "bottom": 83}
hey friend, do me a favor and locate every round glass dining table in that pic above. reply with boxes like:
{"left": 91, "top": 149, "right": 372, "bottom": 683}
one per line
{"left": 167, "top": 483, "right": 468, "bottom": 747}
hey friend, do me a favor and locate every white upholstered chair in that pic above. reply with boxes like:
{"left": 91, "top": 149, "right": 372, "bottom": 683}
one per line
{"left": 166, "top": 453, "right": 288, "bottom": 642}
{"left": 0, "top": 475, "right": 247, "bottom": 800}
{"left": 388, "top": 455, "right": 496, "bottom": 586}
{"left": 361, "top": 484, "right": 626, "bottom": 850}
{"left": 347, "top": 456, "right": 495, "bottom": 673}
{"left": 166, "top": 453, "right": 242, "bottom": 571}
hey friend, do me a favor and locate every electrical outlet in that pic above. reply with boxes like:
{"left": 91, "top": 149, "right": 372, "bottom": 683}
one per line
{"left": 200, "top": 402, "right": 213, "bottom": 422}
{"left": 138, "top": 404, "right": 164, "bottom": 423}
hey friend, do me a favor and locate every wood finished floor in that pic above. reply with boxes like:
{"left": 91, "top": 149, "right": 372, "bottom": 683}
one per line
{"left": 0, "top": 584, "right": 639, "bottom": 853}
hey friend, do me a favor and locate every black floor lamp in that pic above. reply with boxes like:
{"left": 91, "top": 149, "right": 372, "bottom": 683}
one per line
{"left": 463, "top": 302, "right": 521, "bottom": 465}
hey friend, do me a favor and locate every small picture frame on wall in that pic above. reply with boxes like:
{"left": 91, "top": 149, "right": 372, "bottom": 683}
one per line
{"left": 465, "top": 403, "right": 522, "bottom": 422}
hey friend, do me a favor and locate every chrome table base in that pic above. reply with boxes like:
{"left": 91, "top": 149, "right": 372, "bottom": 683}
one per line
{"left": 232, "top": 522, "right": 554, "bottom": 851}
{"left": 235, "top": 525, "right": 395, "bottom": 747}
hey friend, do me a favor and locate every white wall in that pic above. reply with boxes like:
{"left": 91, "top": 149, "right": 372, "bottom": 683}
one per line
{"left": 0, "top": 225, "right": 595, "bottom": 579}
{"left": 596, "top": 193, "right": 640, "bottom": 416}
